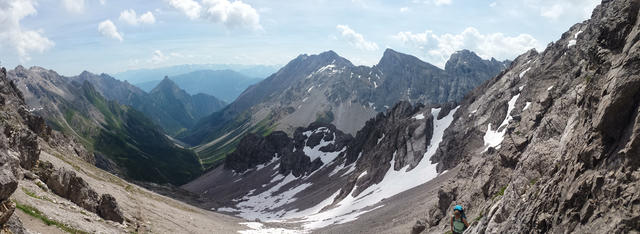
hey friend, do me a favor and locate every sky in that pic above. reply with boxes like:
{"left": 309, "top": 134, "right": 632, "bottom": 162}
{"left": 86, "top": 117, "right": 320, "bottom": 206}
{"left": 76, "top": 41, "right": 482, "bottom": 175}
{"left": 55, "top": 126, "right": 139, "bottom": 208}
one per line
{"left": 0, "top": 0, "right": 600, "bottom": 76}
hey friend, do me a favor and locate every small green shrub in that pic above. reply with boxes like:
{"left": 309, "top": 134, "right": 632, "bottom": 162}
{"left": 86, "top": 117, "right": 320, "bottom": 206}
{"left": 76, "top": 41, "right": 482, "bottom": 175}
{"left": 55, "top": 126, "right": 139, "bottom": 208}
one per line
{"left": 22, "top": 187, "right": 53, "bottom": 203}
{"left": 493, "top": 185, "right": 507, "bottom": 199}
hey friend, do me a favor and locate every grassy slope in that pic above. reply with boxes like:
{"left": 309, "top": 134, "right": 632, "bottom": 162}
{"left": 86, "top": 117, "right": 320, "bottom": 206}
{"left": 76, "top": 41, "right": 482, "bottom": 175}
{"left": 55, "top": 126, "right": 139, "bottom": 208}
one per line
{"left": 50, "top": 82, "right": 203, "bottom": 185}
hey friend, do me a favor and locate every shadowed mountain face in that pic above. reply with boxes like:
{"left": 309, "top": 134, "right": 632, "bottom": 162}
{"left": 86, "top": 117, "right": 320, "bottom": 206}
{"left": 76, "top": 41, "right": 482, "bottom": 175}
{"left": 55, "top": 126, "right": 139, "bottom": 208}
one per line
{"left": 8, "top": 67, "right": 203, "bottom": 185}
{"left": 73, "top": 73, "right": 226, "bottom": 136}
{"left": 134, "top": 69, "right": 263, "bottom": 103}
{"left": 179, "top": 49, "right": 509, "bottom": 167}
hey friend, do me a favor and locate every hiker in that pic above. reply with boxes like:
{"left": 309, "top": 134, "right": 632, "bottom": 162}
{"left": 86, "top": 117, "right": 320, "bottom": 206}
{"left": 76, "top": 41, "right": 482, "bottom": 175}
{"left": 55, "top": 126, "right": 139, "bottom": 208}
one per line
{"left": 450, "top": 205, "right": 469, "bottom": 234}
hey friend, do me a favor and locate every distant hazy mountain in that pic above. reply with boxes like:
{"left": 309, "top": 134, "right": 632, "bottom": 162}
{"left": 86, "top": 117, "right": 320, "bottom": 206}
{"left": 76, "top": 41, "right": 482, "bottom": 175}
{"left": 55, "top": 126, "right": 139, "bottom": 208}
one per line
{"left": 179, "top": 49, "right": 509, "bottom": 167}
{"left": 8, "top": 66, "right": 203, "bottom": 185}
{"left": 111, "top": 64, "right": 279, "bottom": 84}
{"left": 134, "top": 69, "right": 262, "bottom": 102}
{"left": 73, "top": 72, "right": 227, "bottom": 135}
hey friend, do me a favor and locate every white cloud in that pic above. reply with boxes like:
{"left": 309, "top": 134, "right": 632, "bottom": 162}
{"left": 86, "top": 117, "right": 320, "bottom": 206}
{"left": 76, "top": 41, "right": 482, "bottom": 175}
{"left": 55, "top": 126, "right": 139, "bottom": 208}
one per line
{"left": 119, "top": 9, "right": 156, "bottom": 25}
{"left": 393, "top": 27, "right": 540, "bottom": 67}
{"left": 400, "top": 7, "right": 409, "bottom": 13}
{"left": 202, "top": 0, "right": 261, "bottom": 29}
{"left": 99, "top": 0, "right": 106, "bottom": 5}
{"left": 169, "top": 0, "right": 261, "bottom": 30}
{"left": 62, "top": 0, "right": 84, "bottom": 13}
{"left": 540, "top": 4, "right": 564, "bottom": 20}
{"left": 151, "top": 50, "right": 169, "bottom": 63}
{"left": 434, "top": 0, "right": 451, "bottom": 6}
{"left": 336, "top": 25, "right": 379, "bottom": 51}
{"left": 169, "top": 0, "right": 201, "bottom": 20}
{"left": 504, "top": 0, "right": 599, "bottom": 20}
{"left": 0, "top": 0, "right": 54, "bottom": 62}
{"left": 98, "top": 20, "right": 123, "bottom": 41}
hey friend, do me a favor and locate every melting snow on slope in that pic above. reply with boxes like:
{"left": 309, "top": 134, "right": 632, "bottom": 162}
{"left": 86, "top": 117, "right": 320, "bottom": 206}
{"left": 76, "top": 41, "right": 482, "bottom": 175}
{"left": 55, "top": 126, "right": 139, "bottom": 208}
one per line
{"left": 519, "top": 67, "right": 531, "bottom": 78}
{"left": 377, "top": 134, "right": 385, "bottom": 145}
{"left": 302, "top": 128, "right": 345, "bottom": 164}
{"left": 316, "top": 64, "right": 336, "bottom": 74}
{"left": 483, "top": 93, "right": 520, "bottom": 151}
{"left": 238, "top": 222, "right": 303, "bottom": 234}
{"left": 289, "top": 107, "right": 459, "bottom": 229}
{"left": 220, "top": 173, "right": 312, "bottom": 220}
{"left": 225, "top": 108, "right": 459, "bottom": 231}
{"left": 568, "top": 30, "right": 583, "bottom": 47}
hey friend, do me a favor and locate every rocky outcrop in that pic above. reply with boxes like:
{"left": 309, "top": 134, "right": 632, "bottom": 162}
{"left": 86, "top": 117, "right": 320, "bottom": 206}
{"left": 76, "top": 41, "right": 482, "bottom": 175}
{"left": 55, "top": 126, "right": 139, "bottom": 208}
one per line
{"left": 337, "top": 101, "right": 439, "bottom": 198}
{"left": 34, "top": 161, "right": 125, "bottom": 223}
{"left": 225, "top": 122, "right": 353, "bottom": 177}
{"left": 0, "top": 66, "right": 43, "bottom": 229}
{"left": 416, "top": 0, "right": 640, "bottom": 233}
{"left": 97, "top": 194, "right": 124, "bottom": 223}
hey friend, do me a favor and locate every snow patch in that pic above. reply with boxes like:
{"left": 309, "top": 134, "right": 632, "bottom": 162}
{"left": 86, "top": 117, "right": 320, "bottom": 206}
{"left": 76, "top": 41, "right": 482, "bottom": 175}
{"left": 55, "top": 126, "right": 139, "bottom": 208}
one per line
{"left": 377, "top": 134, "right": 385, "bottom": 145}
{"left": 413, "top": 113, "right": 425, "bottom": 120}
{"left": 568, "top": 31, "right": 581, "bottom": 47}
{"left": 238, "top": 222, "right": 302, "bottom": 234}
{"left": 523, "top": 102, "right": 531, "bottom": 111}
{"left": 519, "top": 67, "right": 531, "bottom": 78}
{"left": 316, "top": 64, "right": 336, "bottom": 74}
{"left": 547, "top": 86, "right": 554, "bottom": 91}
{"left": 291, "top": 107, "right": 459, "bottom": 229}
{"left": 483, "top": 93, "right": 521, "bottom": 151}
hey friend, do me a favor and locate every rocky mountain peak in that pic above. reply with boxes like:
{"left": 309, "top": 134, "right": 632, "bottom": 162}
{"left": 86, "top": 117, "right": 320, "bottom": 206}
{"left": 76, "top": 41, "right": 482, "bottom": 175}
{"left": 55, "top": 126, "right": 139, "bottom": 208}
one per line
{"left": 151, "top": 76, "right": 182, "bottom": 94}
{"left": 79, "top": 70, "right": 94, "bottom": 78}
{"left": 377, "top": 48, "right": 431, "bottom": 70}
{"left": 444, "top": 50, "right": 483, "bottom": 68}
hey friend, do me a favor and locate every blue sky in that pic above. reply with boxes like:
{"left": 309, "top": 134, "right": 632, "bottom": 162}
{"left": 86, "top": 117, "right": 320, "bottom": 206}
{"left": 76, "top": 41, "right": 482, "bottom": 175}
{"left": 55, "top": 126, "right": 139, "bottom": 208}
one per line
{"left": 0, "top": 0, "right": 600, "bottom": 76}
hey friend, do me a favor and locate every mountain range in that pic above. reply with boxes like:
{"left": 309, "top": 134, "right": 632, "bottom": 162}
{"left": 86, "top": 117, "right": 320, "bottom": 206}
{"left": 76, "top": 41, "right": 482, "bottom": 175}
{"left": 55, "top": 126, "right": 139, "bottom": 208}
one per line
{"left": 134, "top": 69, "right": 263, "bottom": 102}
{"left": 112, "top": 64, "right": 279, "bottom": 84}
{"left": 179, "top": 49, "right": 509, "bottom": 167}
{"left": 7, "top": 67, "right": 204, "bottom": 185}
{"left": 73, "top": 72, "right": 226, "bottom": 136}
{"left": 182, "top": 1, "right": 640, "bottom": 233}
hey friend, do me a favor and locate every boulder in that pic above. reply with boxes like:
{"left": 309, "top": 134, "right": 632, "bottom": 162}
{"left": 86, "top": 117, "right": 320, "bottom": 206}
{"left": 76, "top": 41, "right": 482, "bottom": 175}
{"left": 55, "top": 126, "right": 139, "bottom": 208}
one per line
{"left": 0, "top": 200, "right": 15, "bottom": 226}
{"left": 0, "top": 168, "right": 17, "bottom": 201}
{"left": 16, "top": 131, "right": 39, "bottom": 170}
{"left": 67, "top": 175, "right": 100, "bottom": 213}
{"left": 411, "top": 219, "right": 427, "bottom": 234}
{"left": 97, "top": 194, "right": 124, "bottom": 223}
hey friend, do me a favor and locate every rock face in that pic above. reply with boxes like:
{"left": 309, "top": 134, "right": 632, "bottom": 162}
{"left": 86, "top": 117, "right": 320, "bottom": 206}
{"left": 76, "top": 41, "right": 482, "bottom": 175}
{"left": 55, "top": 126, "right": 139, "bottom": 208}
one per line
{"left": 225, "top": 122, "right": 353, "bottom": 177}
{"left": 97, "top": 194, "right": 125, "bottom": 223}
{"left": 415, "top": 0, "right": 640, "bottom": 233}
{"left": 0, "top": 67, "right": 46, "bottom": 228}
{"left": 35, "top": 161, "right": 125, "bottom": 223}
{"left": 183, "top": 49, "right": 508, "bottom": 168}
